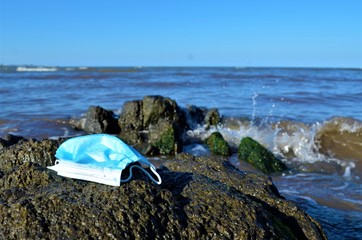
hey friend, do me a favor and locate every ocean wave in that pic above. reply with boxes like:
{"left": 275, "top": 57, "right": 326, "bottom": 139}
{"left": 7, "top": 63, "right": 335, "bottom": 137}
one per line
{"left": 315, "top": 117, "right": 362, "bottom": 161}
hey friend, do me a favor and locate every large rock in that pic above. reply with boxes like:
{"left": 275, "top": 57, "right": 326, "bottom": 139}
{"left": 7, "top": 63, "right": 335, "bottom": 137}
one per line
{"left": 0, "top": 138, "right": 326, "bottom": 239}
{"left": 119, "top": 96, "right": 188, "bottom": 155}
{"left": 238, "top": 137, "right": 288, "bottom": 174}
{"left": 164, "top": 153, "right": 326, "bottom": 240}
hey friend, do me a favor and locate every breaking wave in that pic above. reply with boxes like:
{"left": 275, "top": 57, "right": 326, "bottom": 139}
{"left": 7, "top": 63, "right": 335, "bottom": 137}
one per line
{"left": 187, "top": 116, "right": 362, "bottom": 179}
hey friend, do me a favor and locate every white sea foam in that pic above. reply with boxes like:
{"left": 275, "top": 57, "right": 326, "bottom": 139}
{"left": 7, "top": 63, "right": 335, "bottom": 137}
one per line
{"left": 329, "top": 182, "right": 349, "bottom": 190}
{"left": 16, "top": 66, "right": 58, "bottom": 72}
{"left": 342, "top": 162, "right": 355, "bottom": 178}
{"left": 340, "top": 121, "right": 362, "bottom": 133}
{"left": 183, "top": 144, "right": 209, "bottom": 156}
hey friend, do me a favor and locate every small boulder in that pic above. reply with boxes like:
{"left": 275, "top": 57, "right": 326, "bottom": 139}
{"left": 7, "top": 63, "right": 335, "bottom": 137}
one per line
{"left": 118, "top": 100, "right": 143, "bottom": 132}
{"left": 0, "top": 134, "right": 25, "bottom": 150}
{"left": 238, "top": 137, "right": 287, "bottom": 174}
{"left": 118, "top": 96, "right": 187, "bottom": 155}
{"left": 149, "top": 120, "right": 179, "bottom": 155}
{"left": 186, "top": 105, "right": 221, "bottom": 127}
{"left": 142, "top": 95, "right": 182, "bottom": 127}
{"left": 186, "top": 105, "right": 207, "bottom": 127}
{"left": 206, "top": 132, "right": 230, "bottom": 156}
{"left": 204, "top": 108, "right": 221, "bottom": 126}
{"left": 84, "top": 106, "right": 120, "bottom": 134}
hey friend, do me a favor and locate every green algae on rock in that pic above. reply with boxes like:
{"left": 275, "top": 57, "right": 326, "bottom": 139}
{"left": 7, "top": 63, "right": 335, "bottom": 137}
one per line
{"left": 206, "top": 132, "right": 230, "bottom": 156}
{"left": 238, "top": 137, "right": 288, "bottom": 174}
{"left": 149, "top": 121, "right": 178, "bottom": 155}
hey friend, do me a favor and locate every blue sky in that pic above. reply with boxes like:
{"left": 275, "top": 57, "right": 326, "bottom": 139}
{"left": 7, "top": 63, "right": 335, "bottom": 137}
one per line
{"left": 1, "top": 1, "right": 361, "bottom": 68}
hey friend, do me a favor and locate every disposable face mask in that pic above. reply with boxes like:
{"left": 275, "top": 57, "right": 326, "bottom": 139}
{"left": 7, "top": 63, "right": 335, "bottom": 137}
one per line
{"left": 47, "top": 134, "right": 162, "bottom": 186}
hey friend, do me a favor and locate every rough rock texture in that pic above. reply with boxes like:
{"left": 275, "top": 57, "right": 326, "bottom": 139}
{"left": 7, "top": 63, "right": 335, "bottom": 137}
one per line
{"left": 187, "top": 105, "right": 221, "bottom": 128}
{"left": 0, "top": 134, "right": 25, "bottom": 150}
{"left": 84, "top": 106, "right": 120, "bottom": 134}
{"left": 118, "top": 96, "right": 188, "bottom": 155}
{"left": 238, "top": 137, "right": 288, "bottom": 174}
{"left": 204, "top": 108, "right": 221, "bottom": 127}
{"left": 0, "top": 138, "right": 61, "bottom": 173}
{"left": 0, "top": 138, "right": 326, "bottom": 239}
{"left": 68, "top": 96, "right": 222, "bottom": 156}
{"left": 206, "top": 132, "right": 230, "bottom": 156}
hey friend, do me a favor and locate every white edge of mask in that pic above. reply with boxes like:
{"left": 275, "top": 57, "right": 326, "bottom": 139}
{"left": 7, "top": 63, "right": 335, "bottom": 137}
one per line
{"left": 47, "top": 160, "right": 122, "bottom": 187}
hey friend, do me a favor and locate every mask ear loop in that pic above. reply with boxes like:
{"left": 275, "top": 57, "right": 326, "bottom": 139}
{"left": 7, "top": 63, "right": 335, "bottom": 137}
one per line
{"left": 120, "top": 164, "right": 162, "bottom": 185}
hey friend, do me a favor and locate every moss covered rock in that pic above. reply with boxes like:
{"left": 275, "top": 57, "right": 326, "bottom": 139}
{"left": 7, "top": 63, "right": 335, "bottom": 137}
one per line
{"left": 206, "top": 132, "right": 230, "bottom": 156}
{"left": 238, "top": 137, "right": 288, "bottom": 174}
{"left": 118, "top": 96, "right": 187, "bottom": 155}
{"left": 149, "top": 121, "right": 179, "bottom": 155}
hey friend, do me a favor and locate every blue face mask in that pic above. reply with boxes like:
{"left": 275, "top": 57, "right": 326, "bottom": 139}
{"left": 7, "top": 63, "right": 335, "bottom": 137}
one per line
{"left": 47, "top": 134, "right": 162, "bottom": 186}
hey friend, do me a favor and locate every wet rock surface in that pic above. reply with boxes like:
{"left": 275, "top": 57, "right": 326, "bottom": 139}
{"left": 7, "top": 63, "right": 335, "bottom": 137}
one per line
{"left": 0, "top": 138, "right": 326, "bottom": 239}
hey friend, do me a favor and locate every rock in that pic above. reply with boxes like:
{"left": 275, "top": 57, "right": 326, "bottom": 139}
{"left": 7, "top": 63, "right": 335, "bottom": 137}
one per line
{"left": 118, "top": 100, "right": 144, "bottom": 146}
{"left": 206, "top": 132, "right": 230, "bottom": 156}
{"left": 0, "top": 139, "right": 326, "bottom": 239}
{"left": 204, "top": 108, "right": 221, "bottom": 126}
{"left": 84, "top": 106, "right": 120, "bottom": 134}
{"left": 118, "top": 100, "right": 143, "bottom": 132}
{"left": 149, "top": 120, "right": 179, "bottom": 155}
{"left": 119, "top": 96, "right": 187, "bottom": 155}
{"left": 186, "top": 105, "right": 206, "bottom": 126}
{"left": 142, "top": 96, "right": 181, "bottom": 127}
{"left": 238, "top": 137, "right": 288, "bottom": 174}
{"left": 67, "top": 96, "right": 222, "bottom": 155}
{"left": 186, "top": 105, "right": 221, "bottom": 127}
{"left": 0, "top": 138, "right": 61, "bottom": 173}
{"left": 164, "top": 153, "right": 326, "bottom": 240}
{"left": 68, "top": 117, "right": 86, "bottom": 130}
{"left": 0, "top": 134, "right": 25, "bottom": 150}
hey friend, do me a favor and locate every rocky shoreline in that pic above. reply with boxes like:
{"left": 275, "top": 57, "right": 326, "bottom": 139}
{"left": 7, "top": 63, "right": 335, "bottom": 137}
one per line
{"left": 0, "top": 96, "right": 326, "bottom": 239}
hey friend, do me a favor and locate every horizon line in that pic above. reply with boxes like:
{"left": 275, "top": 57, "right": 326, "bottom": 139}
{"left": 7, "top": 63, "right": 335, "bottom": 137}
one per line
{"left": 1, "top": 63, "right": 361, "bottom": 70}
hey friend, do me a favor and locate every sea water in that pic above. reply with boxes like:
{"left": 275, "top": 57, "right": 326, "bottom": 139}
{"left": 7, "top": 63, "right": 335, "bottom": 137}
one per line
{"left": 1, "top": 66, "right": 361, "bottom": 239}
